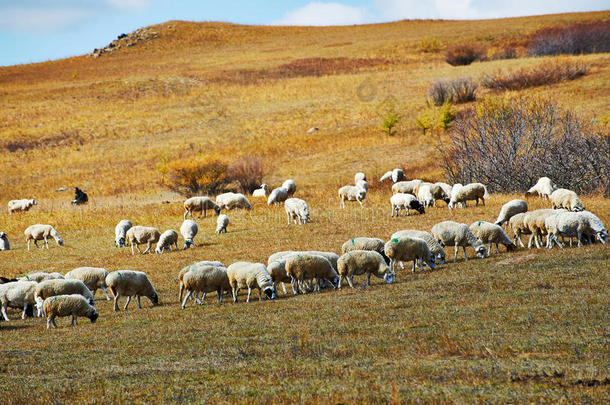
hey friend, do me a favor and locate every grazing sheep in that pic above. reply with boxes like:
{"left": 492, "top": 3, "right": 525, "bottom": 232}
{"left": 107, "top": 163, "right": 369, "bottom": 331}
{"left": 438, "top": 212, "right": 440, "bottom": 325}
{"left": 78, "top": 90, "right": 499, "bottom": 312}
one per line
{"left": 8, "top": 199, "right": 37, "bottom": 214}
{"left": 392, "top": 180, "right": 423, "bottom": 195}
{"left": 217, "top": 193, "right": 252, "bottom": 210}
{"left": 285, "top": 198, "right": 310, "bottom": 224}
{"left": 390, "top": 193, "right": 425, "bottom": 216}
{"left": 431, "top": 221, "right": 487, "bottom": 262}
{"left": 267, "top": 251, "right": 339, "bottom": 293}
{"left": 24, "top": 224, "right": 64, "bottom": 250}
{"left": 469, "top": 221, "right": 516, "bottom": 255}
{"left": 114, "top": 219, "right": 132, "bottom": 248}
{"left": 416, "top": 183, "right": 435, "bottom": 207}
{"left": 126, "top": 226, "right": 160, "bottom": 255}
{"left": 338, "top": 185, "right": 366, "bottom": 208}
{"left": 43, "top": 294, "right": 98, "bottom": 329}
{"left": 267, "top": 187, "right": 289, "bottom": 206}
{"left": 384, "top": 236, "right": 435, "bottom": 273}
{"left": 391, "top": 230, "right": 446, "bottom": 265}
{"left": 336, "top": 250, "right": 394, "bottom": 288}
{"left": 546, "top": 211, "right": 608, "bottom": 248}
{"left": 449, "top": 183, "right": 464, "bottom": 208}
{"left": 508, "top": 213, "right": 531, "bottom": 248}
{"left": 181, "top": 265, "right": 231, "bottom": 308}
{"left": 431, "top": 183, "right": 452, "bottom": 206}
{"left": 379, "top": 169, "right": 406, "bottom": 183}
{"left": 0, "top": 232, "right": 9, "bottom": 251}
{"left": 268, "top": 251, "right": 339, "bottom": 270}
{"left": 282, "top": 179, "right": 297, "bottom": 196}
{"left": 20, "top": 272, "right": 64, "bottom": 283}
{"left": 523, "top": 209, "right": 565, "bottom": 249}
{"left": 341, "top": 237, "right": 389, "bottom": 264}
{"left": 267, "top": 259, "right": 296, "bottom": 295}
{"left": 35, "top": 279, "right": 95, "bottom": 315}
{"left": 180, "top": 220, "right": 198, "bottom": 249}
{"left": 526, "top": 177, "right": 556, "bottom": 199}
{"left": 183, "top": 196, "right": 221, "bottom": 219}
{"left": 105, "top": 270, "right": 159, "bottom": 311}
{"left": 285, "top": 254, "right": 339, "bottom": 294}
{"left": 178, "top": 261, "right": 225, "bottom": 302}
{"left": 252, "top": 184, "right": 269, "bottom": 198}
{"left": 155, "top": 230, "right": 179, "bottom": 254}
{"left": 354, "top": 172, "right": 367, "bottom": 183}
{"left": 550, "top": 188, "right": 584, "bottom": 212}
{"left": 495, "top": 199, "right": 528, "bottom": 226}
{"left": 64, "top": 267, "right": 110, "bottom": 300}
{"left": 226, "top": 262, "right": 275, "bottom": 302}
{"left": 448, "top": 182, "right": 489, "bottom": 209}
{"left": 216, "top": 214, "right": 229, "bottom": 233}
{"left": 0, "top": 281, "right": 37, "bottom": 320}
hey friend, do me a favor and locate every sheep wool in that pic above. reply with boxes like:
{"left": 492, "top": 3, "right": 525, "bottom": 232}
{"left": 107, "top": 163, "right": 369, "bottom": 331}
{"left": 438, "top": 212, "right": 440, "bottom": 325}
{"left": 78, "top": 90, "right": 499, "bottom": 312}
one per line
{"left": 495, "top": 199, "right": 528, "bottom": 226}
{"left": 341, "top": 237, "right": 388, "bottom": 263}
{"left": 216, "top": 214, "right": 229, "bottom": 233}
{"left": 180, "top": 220, "right": 198, "bottom": 249}
{"left": 0, "top": 232, "right": 9, "bottom": 251}
{"left": 546, "top": 211, "right": 608, "bottom": 248}
{"left": 285, "top": 198, "right": 309, "bottom": 224}
{"left": 183, "top": 196, "right": 221, "bottom": 219}
{"left": 178, "top": 261, "right": 225, "bottom": 302}
{"left": 523, "top": 209, "right": 565, "bottom": 249}
{"left": 114, "top": 219, "right": 132, "bottom": 248}
{"left": 416, "top": 183, "right": 435, "bottom": 207}
{"left": 282, "top": 179, "right": 297, "bottom": 196}
{"left": 336, "top": 250, "right": 394, "bottom": 288}
{"left": 285, "top": 254, "right": 339, "bottom": 294}
{"left": 64, "top": 267, "right": 110, "bottom": 300}
{"left": 35, "top": 279, "right": 95, "bottom": 316}
{"left": 8, "top": 199, "right": 38, "bottom": 214}
{"left": 106, "top": 270, "right": 159, "bottom": 311}
{"left": 508, "top": 212, "right": 531, "bottom": 248}
{"left": 390, "top": 193, "right": 425, "bottom": 216}
{"left": 550, "top": 188, "right": 584, "bottom": 212}
{"left": 391, "top": 180, "right": 423, "bottom": 195}
{"left": 155, "top": 230, "right": 179, "bottom": 254}
{"left": 267, "top": 187, "right": 289, "bottom": 206}
{"left": 227, "top": 262, "right": 275, "bottom": 302}
{"left": 24, "top": 224, "right": 64, "bottom": 250}
{"left": 0, "top": 281, "right": 37, "bottom": 321}
{"left": 431, "top": 220, "right": 487, "bottom": 262}
{"left": 181, "top": 265, "right": 231, "bottom": 308}
{"left": 20, "top": 272, "right": 64, "bottom": 283}
{"left": 469, "top": 221, "right": 516, "bottom": 255}
{"left": 448, "top": 183, "right": 489, "bottom": 209}
{"left": 43, "top": 294, "right": 98, "bottom": 329}
{"left": 384, "top": 236, "right": 435, "bottom": 273}
{"left": 391, "top": 230, "right": 446, "bottom": 265}
{"left": 218, "top": 193, "right": 252, "bottom": 210}
{"left": 126, "top": 226, "right": 161, "bottom": 255}
{"left": 526, "top": 177, "right": 556, "bottom": 199}
{"left": 338, "top": 185, "right": 366, "bottom": 208}
{"left": 252, "top": 184, "right": 269, "bottom": 198}
{"left": 354, "top": 172, "right": 367, "bottom": 183}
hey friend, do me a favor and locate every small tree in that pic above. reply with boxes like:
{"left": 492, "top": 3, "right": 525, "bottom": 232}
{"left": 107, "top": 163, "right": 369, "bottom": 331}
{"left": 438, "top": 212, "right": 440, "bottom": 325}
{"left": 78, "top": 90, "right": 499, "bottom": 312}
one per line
{"left": 381, "top": 105, "right": 401, "bottom": 136}
{"left": 161, "top": 156, "right": 229, "bottom": 197}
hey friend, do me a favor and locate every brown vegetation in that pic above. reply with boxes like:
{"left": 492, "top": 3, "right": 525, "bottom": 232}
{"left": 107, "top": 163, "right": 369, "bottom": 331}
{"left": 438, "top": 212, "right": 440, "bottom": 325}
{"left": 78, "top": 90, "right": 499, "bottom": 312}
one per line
{"left": 482, "top": 59, "right": 587, "bottom": 90}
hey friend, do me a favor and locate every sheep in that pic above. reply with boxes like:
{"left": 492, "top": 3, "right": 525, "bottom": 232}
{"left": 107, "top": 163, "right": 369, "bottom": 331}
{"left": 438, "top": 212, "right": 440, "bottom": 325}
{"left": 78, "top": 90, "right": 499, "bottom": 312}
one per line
{"left": 546, "top": 211, "right": 608, "bottom": 249}
{"left": 180, "top": 220, "right": 198, "bottom": 249}
{"left": 550, "top": 188, "right": 584, "bottom": 212}
{"left": 390, "top": 193, "right": 425, "bottom": 216}
{"left": 64, "top": 267, "right": 111, "bottom": 300}
{"left": 180, "top": 265, "right": 231, "bottom": 308}
{"left": 391, "top": 230, "right": 446, "bottom": 265}
{"left": 8, "top": 199, "right": 37, "bottom": 214}
{"left": 0, "top": 281, "right": 37, "bottom": 320}
{"left": 126, "top": 226, "right": 160, "bottom": 255}
{"left": 267, "top": 187, "right": 289, "bottom": 206}
{"left": 226, "top": 262, "right": 275, "bottom": 302}
{"left": 114, "top": 219, "right": 132, "bottom": 248}
{"left": 267, "top": 259, "right": 296, "bottom": 295}
{"left": 522, "top": 209, "right": 565, "bottom": 249}
{"left": 338, "top": 185, "right": 366, "bottom": 208}
{"left": 508, "top": 213, "right": 531, "bottom": 248}
{"left": 336, "top": 250, "right": 394, "bottom": 288}
{"left": 285, "top": 254, "right": 339, "bottom": 294}
{"left": 0, "top": 232, "right": 9, "bottom": 251}
{"left": 416, "top": 183, "right": 435, "bottom": 207}
{"left": 431, "top": 221, "right": 487, "bottom": 262}
{"left": 341, "top": 237, "right": 389, "bottom": 264}
{"left": 268, "top": 251, "right": 339, "bottom": 270}
{"left": 105, "top": 270, "right": 159, "bottom": 311}
{"left": 267, "top": 251, "right": 339, "bottom": 293}
{"left": 469, "top": 221, "right": 516, "bottom": 255}
{"left": 354, "top": 172, "right": 367, "bottom": 183}
{"left": 155, "top": 230, "right": 178, "bottom": 254}
{"left": 432, "top": 182, "right": 452, "bottom": 205}
{"left": 35, "top": 279, "right": 95, "bottom": 315}
{"left": 384, "top": 236, "right": 435, "bottom": 273}
{"left": 379, "top": 168, "right": 406, "bottom": 183}
{"left": 392, "top": 180, "right": 423, "bottom": 195}
{"left": 42, "top": 294, "right": 98, "bottom": 329}
{"left": 252, "top": 184, "right": 269, "bottom": 198}
{"left": 495, "top": 199, "right": 528, "bottom": 226}
{"left": 356, "top": 179, "right": 369, "bottom": 192}
{"left": 24, "top": 224, "right": 64, "bottom": 250}
{"left": 526, "top": 177, "right": 556, "bottom": 199}
{"left": 20, "top": 272, "right": 64, "bottom": 283}
{"left": 282, "top": 179, "right": 297, "bottom": 196}
{"left": 216, "top": 214, "right": 229, "bottom": 233}
{"left": 285, "top": 198, "right": 310, "bottom": 224}
{"left": 183, "top": 196, "right": 221, "bottom": 219}
{"left": 448, "top": 182, "right": 489, "bottom": 209}
{"left": 449, "top": 183, "right": 464, "bottom": 208}
{"left": 178, "top": 261, "right": 225, "bottom": 302}
{"left": 217, "top": 193, "right": 252, "bottom": 210}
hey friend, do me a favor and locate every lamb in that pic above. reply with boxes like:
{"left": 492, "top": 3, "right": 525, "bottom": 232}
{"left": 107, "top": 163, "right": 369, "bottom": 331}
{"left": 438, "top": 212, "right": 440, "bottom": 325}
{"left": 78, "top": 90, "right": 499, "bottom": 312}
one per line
{"left": 64, "top": 267, "right": 111, "bottom": 300}
{"left": 356, "top": 179, "right": 369, "bottom": 192}
{"left": 390, "top": 193, "right": 425, "bottom": 216}
{"left": 336, "top": 250, "right": 394, "bottom": 288}
{"left": 495, "top": 199, "right": 528, "bottom": 226}
{"left": 416, "top": 183, "right": 435, "bottom": 207}
{"left": 267, "top": 187, "right": 289, "bottom": 206}
{"left": 105, "top": 270, "right": 159, "bottom": 311}
{"left": 546, "top": 211, "right": 608, "bottom": 248}
{"left": 338, "top": 185, "right": 366, "bottom": 208}
{"left": 114, "top": 219, "right": 132, "bottom": 248}
{"left": 0, "top": 281, "right": 37, "bottom": 320}
{"left": 180, "top": 220, "right": 198, "bottom": 249}
{"left": 341, "top": 237, "right": 389, "bottom": 264}
{"left": 20, "top": 272, "right": 64, "bottom": 283}
{"left": 183, "top": 196, "right": 221, "bottom": 219}
{"left": 354, "top": 172, "right": 367, "bottom": 183}
{"left": 0, "top": 232, "right": 9, "bottom": 251}
{"left": 285, "top": 198, "right": 310, "bottom": 224}
{"left": 178, "top": 261, "right": 225, "bottom": 302}
{"left": 252, "top": 184, "right": 269, "bottom": 198}
{"left": 469, "top": 221, "right": 516, "bottom": 255}
{"left": 216, "top": 214, "right": 229, "bottom": 233}
{"left": 526, "top": 177, "right": 556, "bottom": 199}
{"left": 8, "top": 199, "right": 37, "bottom": 214}
{"left": 391, "top": 230, "right": 446, "bottom": 265}
{"left": 379, "top": 168, "right": 406, "bottom": 183}
{"left": 42, "top": 294, "right": 98, "bottom": 329}
{"left": 180, "top": 265, "right": 231, "bottom": 308}
{"left": 24, "top": 224, "right": 64, "bottom": 250}
{"left": 550, "top": 188, "right": 584, "bottom": 212}
{"left": 285, "top": 254, "right": 339, "bottom": 294}
{"left": 431, "top": 221, "right": 487, "bottom": 262}
{"left": 35, "top": 279, "right": 95, "bottom": 314}
{"left": 282, "top": 179, "right": 297, "bottom": 196}
{"left": 155, "top": 230, "right": 179, "bottom": 254}
{"left": 126, "top": 226, "right": 161, "bottom": 255}
{"left": 217, "top": 193, "right": 252, "bottom": 210}
{"left": 226, "top": 262, "right": 275, "bottom": 302}
{"left": 392, "top": 180, "right": 423, "bottom": 195}
{"left": 522, "top": 209, "right": 565, "bottom": 249}
{"left": 508, "top": 212, "right": 531, "bottom": 248}
{"left": 384, "top": 236, "right": 435, "bottom": 273}
{"left": 448, "top": 182, "right": 489, "bottom": 209}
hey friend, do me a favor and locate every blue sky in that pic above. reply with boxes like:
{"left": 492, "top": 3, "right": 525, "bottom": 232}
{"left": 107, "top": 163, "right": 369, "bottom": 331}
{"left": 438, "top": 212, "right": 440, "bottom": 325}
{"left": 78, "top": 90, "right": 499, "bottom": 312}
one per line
{"left": 0, "top": 1, "right": 607, "bottom": 66}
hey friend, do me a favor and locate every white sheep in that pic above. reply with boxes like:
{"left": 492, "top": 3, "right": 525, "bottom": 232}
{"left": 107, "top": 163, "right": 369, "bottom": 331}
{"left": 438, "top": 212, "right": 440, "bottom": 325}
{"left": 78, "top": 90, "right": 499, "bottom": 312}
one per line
{"left": 105, "top": 270, "right": 159, "bottom": 311}
{"left": 0, "top": 232, "right": 9, "bottom": 251}
{"left": 252, "top": 184, "right": 269, "bottom": 198}
{"left": 390, "top": 193, "right": 425, "bottom": 216}
{"left": 24, "top": 224, "right": 64, "bottom": 250}
{"left": 8, "top": 199, "right": 37, "bottom": 214}
{"left": 267, "top": 251, "right": 339, "bottom": 294}
{"left": 336, "top": 250, "right": 394, "bottom": 288}
{"left": 285, "top": 254, "right": 339, "bottom": 294}
{"left": 392, "top": 179, "right": 423, "bottom": 195}
{"left": 391, "top": 230, "right": 446, "bottom": 265}
{"left": 550, "top": 188, "right": 584, "bottom": 212}
{"left": 64, "top": 267, "right": 111, "bottom": 300}
{"left": 526, "top": 177, "right": 556, "bottom": 199}
{"left": 522, "top": 209, "right": 565, "bottom": 249}
{"left": 126, "top": 226, "right": 161, "bottom": 255}
{"left": 431, "top": 221, "right": 487, "bottom": 262}
{"left": 267, "top": 187, "right": 289, "bottom": 206}
{"left": 338, "top": 185, "right": 366, "bottom": 208}
{"left": 469, "top": 221, "right": 516, "bottom": 255}
{"left": 178, "top": 261, "right": 225, "bottom": 302}
{"left": 226, "top": 262, "right": 275, "bottom": 302}
{"left": 216, "top": 214, "right": 229, "bottom": 233}
{"left": 183, "top": 196, "right": 221, "bottom": 219}
{"left": 431, "top": 182, "right": 452, "bottom": 206}
{"left": 217, "top": 193, "right": 252, "bottom": 210}
{"left": 354, "top": 172, "right": 367, "bottom": 183}
{"left": 20, "top": 272, "right": 64, "bottom": 283}
{"left": 508, "top": 212, "right": 530, "bottom": 248}
{"left": 384, "top": 236, "right": 435, "bottom": 273}
{"left": 341, "top": 237, "right": 388, "bottom": 263}
{"left": 268, "top": 250, "right": 340, "bottom": 270}
{"left": 180, "top": 220, "right": 198, "bottom": 249}
{"left": 448, "top": 182, "right": 489, "bottom": 209}
{"left": 356, "top": 179, "right": 369, "bottom": 192}
{"left": 155, "top": 230, "right": 179, "bottom": 254}
{"left": 449, "top": 183, "right": 464, "bottom": 208}
{"left": 495, "top": 199, "right": 528, "bottom": 226}
{"left": 379, "top": 169, "right": 405, "bottom": 183}
{"left": 180, "top": 265, "right": 231, "bottom": 308}
{"left": 282, "top": 179, "right": 297, "bottom": 196}
{"left": 285, "top": 198, "right": 309, "bottom": 224}
{"left": 416, "top": 183, "right": 435, "bottom": 207}
{"left": 546, "top": 211, "right": 608, "bottom": 248}
{"left": 42, "top": 294, "right": 98, "bottom": 329}
{"left": 35, "top": 279, "right": 95, "bottom": 310}
{"left": 114, "top": 219, "right": 132, "bottom": 248}
{"left": 0, "top": 281, "right": 37, "bottom": 320}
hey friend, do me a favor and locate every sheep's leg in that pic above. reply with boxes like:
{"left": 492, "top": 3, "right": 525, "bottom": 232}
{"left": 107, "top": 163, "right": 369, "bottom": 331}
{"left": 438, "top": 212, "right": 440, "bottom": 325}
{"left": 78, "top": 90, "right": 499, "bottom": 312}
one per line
{"left": 481, "top": 197, "right": 485, "bottom": 206}
{"left": 2, "top": 304, "right": 10, "bottom": 321}
{"left": 411, "top": 261, "right": 416, "bottom": 273}
{"left": 137, "top": 296, "right": 142, "bottom": 309}
{"left": 495, "top": 243, "right": 500, "bottom": 254}
{"left": 357, "top": 198, "right": 363, "bottom": 208}
{"left": 347, "top": 274, "right": 354, "bottom": 288}
{"left": 286, "top": 212, "right": 291, "bottom": 225}
{"left": 142, "top": 242, "right": 152, "bottom": 254}
{"left": 515, "top": 234, "right": 525, "bottom": 248}
{"left": 340, "top": 198, "right": 345, "bottom": 209}
{"left": 231, "top": 287, "right": 238, "bottom": 303}
{"left": 71, "top": 315, "right": 76, "bottom": 326}
{"left": 281, "top": 282, "right": 287, "bottom": 294}
{"left": 419, "top": 258, "right": 425, "bottom": 273}
{"left": 365, "top": 273, "right": 371, "bottom": 287}
{"left": 124, "top": 296, "right": 131, "bottom": 310}
{"left": 258, "top": 288, "right": 262, "bottom": 301}
{"left": 21, "top": 303, "right": 29, "bottom": 319}
{"left": 463, "top": 246, "right": 468, "bottom": 261}
{"left": 181, "top": 291, "right": 192, "bottom": 309}
{"left": 101, "top": 286, "right": 111, "bottom": 301}
{"left": 534, "top": 233, "right": 542, "bottom": 249}
{"left": 527, "top": 234, "right": 535, "bottom": 249}
{"left": 577, "top": 232, "right": 583, "bottom": 247}
{"left": 246, "top": 287, "right": 252, "bottom": 303}
{"left": 454, "top": 245, "right": 459, "bottom": 262}
{"left": 216, "top": 289, "right": 223, "bottom": 303}
{"left": 46, "top": 317, "right": 52, "bottom": 329}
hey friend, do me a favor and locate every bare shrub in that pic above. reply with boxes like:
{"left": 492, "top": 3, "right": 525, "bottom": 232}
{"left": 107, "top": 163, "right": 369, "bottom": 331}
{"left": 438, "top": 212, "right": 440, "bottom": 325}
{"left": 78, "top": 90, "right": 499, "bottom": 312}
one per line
{"left": 428, "top": 78, "right": 477, "bottom": 106}
{"left": 482, "top": 60, "right": 587, "bottom": 91}
{"left": 528, "top": 20, "right": 610, "bottom": 56}
{"left": 162, "top": 157, "right": 229, "bottom": 197}
{"left": 439, "top": 97, "right": 609, "bottom": 195}
{"left": 445, "top": 43, "right": 486, "bottom": 66}
{"left": 228, "top": 156, "right": 265, "bottom": 194}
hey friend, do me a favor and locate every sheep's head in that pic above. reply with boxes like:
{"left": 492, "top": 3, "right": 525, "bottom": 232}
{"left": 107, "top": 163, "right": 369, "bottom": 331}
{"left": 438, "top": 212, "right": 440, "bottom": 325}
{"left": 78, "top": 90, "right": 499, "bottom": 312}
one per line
{"left": 183, "top": 239, "right": 193, "bottom": 249}
{"left": 475, "top": 245, "right": 487, "bottom": 258}
{"left": 116, "top": 237, "right": 126, "bottom": 248}
{"left": 597, "top": 230, "right": 608, "bottom": 244}
{"left": 436, "top": 253, "right": 446, "bottom": 265}
{"left": 427, "top": 253, "right": 436, "bottom": 270}
{"left": 56, "top": 237, "right": 64, "bottom": 247}
{"left": 264, "top": 287, "right": 276, "bottom": 300}
{"left": 329, "top": 276, "right": 340, "bottom": 289}
{"left": 410, "top": 200, "right": 425, "bottom": 214}
{"left": 506, "top": 242, "right": 516, "bottom": 252}
{"left": 572, "top": 202, "right": 584, "bottom": 212}
{"left": 383, "top": 267, "right": 395, "bottom": 284}
{"left": 89, "top": 309, "right": 99, "bottom": 323}
{"left": 149, "top": 292, "right": 159, "bottom": 306}
{"left": 32, "top": 200, "right": 38, "bottom": 205}
{"left": 155, "top": 246, "right": 163, "bottom": 254}
{"left": 0, "top": 232, "right": 5, "bottom": 238}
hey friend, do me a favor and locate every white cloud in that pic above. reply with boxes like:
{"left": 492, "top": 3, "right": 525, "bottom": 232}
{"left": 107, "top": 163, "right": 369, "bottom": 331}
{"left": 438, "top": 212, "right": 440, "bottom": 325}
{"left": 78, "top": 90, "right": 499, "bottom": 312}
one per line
{"left": 0, "top": 7, "right": 94, "bottom": 33}
{"left": 272, "top": 2, "right": 369, "bottom": 26}
{"left": 105, "top": 0, "right": 150, "bottom": 10}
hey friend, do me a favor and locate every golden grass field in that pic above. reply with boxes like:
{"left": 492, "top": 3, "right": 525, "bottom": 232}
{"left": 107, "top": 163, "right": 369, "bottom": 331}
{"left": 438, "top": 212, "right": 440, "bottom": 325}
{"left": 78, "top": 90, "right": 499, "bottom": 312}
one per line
{"left": 0, "top": 10, "right": 609, "bottom": 403}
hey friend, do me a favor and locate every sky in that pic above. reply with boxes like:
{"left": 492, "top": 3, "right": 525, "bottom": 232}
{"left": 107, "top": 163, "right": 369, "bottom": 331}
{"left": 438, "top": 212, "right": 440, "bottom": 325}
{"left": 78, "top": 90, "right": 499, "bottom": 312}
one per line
{"left": 0, "top": 1, "right": 607, "bottom": 66}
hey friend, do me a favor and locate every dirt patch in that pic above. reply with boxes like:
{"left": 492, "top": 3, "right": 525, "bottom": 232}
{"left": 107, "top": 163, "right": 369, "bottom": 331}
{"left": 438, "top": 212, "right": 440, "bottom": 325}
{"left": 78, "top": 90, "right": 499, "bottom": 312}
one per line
{"left": 495, "top": 253, "right": 537, "bottom": 267}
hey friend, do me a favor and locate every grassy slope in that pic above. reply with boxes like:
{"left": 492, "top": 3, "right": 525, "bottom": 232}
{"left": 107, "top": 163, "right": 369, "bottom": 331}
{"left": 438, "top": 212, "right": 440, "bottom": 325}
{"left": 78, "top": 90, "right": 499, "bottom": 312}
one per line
{"left": 0, "top": 11, "right": 609, "bottom": 403}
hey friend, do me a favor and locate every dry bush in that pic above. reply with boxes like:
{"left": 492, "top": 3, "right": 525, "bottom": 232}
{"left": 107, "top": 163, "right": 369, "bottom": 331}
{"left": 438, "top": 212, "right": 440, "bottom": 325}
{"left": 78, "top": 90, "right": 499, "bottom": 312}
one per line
{"left": 528, "top": 20, "right": 610, "bottom": 56}
{"left": 487, "top": 45, "right": 517, "bottom": 60}
{"left": 482, "top": 60, "right": 587, "bottom": 91}
{"left": 440, "top": 97, "right": 609, "bottom": 195}
{"left": 161, "top": 157, "right": 229, "bottom": 196}
{"left": 445, "top": 43, "right": 486, "bottom": 66}
{"left": 417, "top": 37, "right": 442, "bottom": 53}
{"left": 228, "top": 156, "right": 266, "bottom": 194}
{"left": 427, "top": 78, "right": 477, "bottom": 106}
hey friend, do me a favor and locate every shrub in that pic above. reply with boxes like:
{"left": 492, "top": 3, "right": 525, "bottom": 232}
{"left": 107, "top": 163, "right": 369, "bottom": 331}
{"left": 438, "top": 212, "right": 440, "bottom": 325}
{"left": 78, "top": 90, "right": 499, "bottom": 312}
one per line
{"left": 528, "top": 20, "right": 610, "bottom": 56}
{"left": 482, "top": 59, "right": 587, "bottom": 91}
{"left": 439, "top": 96, "right": 609, "bottom": 195}
{"left": 416, "top": 103, "right": 456, "bottom": 135}
{"left": 487, "top": 46, "right": 517, "bottom": 60}
{"left": 427, "top": 78, "right": 477, "bottom": 106}
{"left": 417, "top": 37, "right": 441, "bottom": 53}
{"left": 228, "top": 156, "right": 265, "bottom": 194}
{"left": 161, "top": 157, "right": 229, "bottom": 197}
{"left": 445, "top": 43, "right": 486, "bottom": 66}
{"left": 381, "top": 101, "right": 401, "bottom": 136}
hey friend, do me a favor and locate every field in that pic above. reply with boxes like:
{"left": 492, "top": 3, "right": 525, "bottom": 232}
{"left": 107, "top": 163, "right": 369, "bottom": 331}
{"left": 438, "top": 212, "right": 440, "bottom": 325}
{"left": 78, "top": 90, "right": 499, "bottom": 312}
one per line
{"left": 1, "top": 10, "right": 609, "bottom": 403}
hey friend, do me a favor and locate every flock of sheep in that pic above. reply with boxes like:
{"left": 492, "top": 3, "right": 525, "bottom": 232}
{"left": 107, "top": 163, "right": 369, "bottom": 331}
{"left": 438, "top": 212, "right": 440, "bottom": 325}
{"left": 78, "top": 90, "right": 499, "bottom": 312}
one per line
{"left": 0, "top": 171, "right": 607, "bottom": 329}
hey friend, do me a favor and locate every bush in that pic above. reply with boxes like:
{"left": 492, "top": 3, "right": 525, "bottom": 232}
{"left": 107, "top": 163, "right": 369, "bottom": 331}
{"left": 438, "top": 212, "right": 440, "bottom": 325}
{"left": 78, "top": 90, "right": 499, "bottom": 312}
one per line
{"left": 439, "top": 97, "right": 609, "bottom": 195}
{"left": 228, "top": 156, "right": 265, "bottom": 194}
{"left": 161, "top": 157, "right": 229, "bottom": 197}
{"left": 445, "top": 43, "right": 486, "bottom": 66}
{"left": 416, "top": 103, "right": 456, "bottom": 135}
{"left": 528, "top": 20, "right": 610, "bottom": 56}
{"left": 482, "top": 60, "right": 587, "bottom": 91}
{"left": 427, "top": 78, "right": 477, "bottom": 106}
{"left": 417, "top": 37, "right": 442, "bottom": 53}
